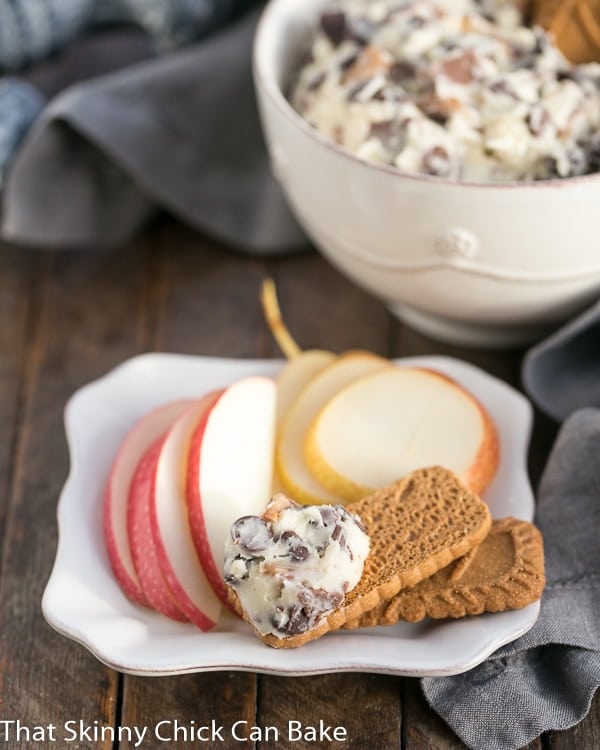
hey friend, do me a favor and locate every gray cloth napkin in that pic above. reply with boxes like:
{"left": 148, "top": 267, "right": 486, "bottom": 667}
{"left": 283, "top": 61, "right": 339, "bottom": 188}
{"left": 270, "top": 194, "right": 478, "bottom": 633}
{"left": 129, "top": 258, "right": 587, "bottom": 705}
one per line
{"left": 522, "top": 299, "right": 600, "bottom": 422}
{"left": 0, "top": 0, "right": 257, "bottom": 183}
{"left": 421, "top": 299, "right": 600, "bottom": 748}
{"left": 0, "top": 8, "right": 306, "bottom": 254}
{"left": 422, "top": 407, "right": 600, "bottom": 750}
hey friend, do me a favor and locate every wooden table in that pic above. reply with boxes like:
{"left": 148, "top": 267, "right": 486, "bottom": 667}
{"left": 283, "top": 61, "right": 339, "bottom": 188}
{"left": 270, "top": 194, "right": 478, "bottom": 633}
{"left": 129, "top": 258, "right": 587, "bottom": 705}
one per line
{"left": 0, "top": 219, "right": 597, "bottom": 749}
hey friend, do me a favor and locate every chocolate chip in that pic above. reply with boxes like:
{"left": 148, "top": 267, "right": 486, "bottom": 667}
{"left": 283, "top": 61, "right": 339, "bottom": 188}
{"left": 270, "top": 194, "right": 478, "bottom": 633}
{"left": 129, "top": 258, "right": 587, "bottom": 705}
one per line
{"left": 568, "top": 146, "right": 587, "bottom": 176}
{"left": 347, "top": 16, "right": 377, "bottom": 45}
{"left": 339, "top": 506, "right": 367, "bottom": 534}
{"left": 369, "top": 119, "right": 407, "bottom": 152}
{"left": 428, "top": 110, "right": 449, "bottom": 126}
{"left": 320, "top": 9, "right": 347, "bottom": 46}
{"left": 300, "top": 586, "right": 344, "bottom": 612}
{"left": 346, "top": 78, "right": 371, "bottom": 101}
{"left": 441, "top": 40, "right": 459, "bottom": 53}
{"left": 533, "top": 28, "right": 550, "bottom": 55}
{"left": 284, "top": 604, "right": 311, "bottom": 634}
{"left": 354, "top": 516, "right": 367, "bottom": 534}
{"left": 368, "top": 120, "right": 394, "bottom": 137}
{"left": 231, "top": 516, "right": 272, "bottom": 553}
{"left": 539, "top": 156, "right": 559, "bottom": 178}
{"left": 389, "top": 60, "right": 416, "bottom": 84}
{"left": 293, "top": 545, "right": 310, "bottom": 561}
{"left": 332, "top": 524, "right": 347, "bottom": 547}
{"left": 339, "top": 47, "right": 360, "bottom": 71}
{"left": 280, "top": 530, "right": 310, "bottom": 561}
{"left": 224, "top": 554, "right": 250, "bottom": 584}
{"left": 422, "top": 146, "right": 452, "bottom": 177}
{"left": 556, "top": 69, "right": 579, "bottom": 83}
{"left": 319, "top": 507, "right": 336, "bottom": 527}
{"left": 271, "top": 606, "right": 288, "bottom": 631}
{"left": 275, "top": 586, "right": 347, "bottom": 634}
{"left": 373, "top": 86, "right": 407, "bottom": 102}
{"left": 527, "top": 105, "right": 549, "bottom": 136}
{"left": 417, "top": 91, "right": 451, "bottom": 124}
{"left": 512, "top": 52, "right": 535, "bottom": 71}
{"left": 489, "top": 79, "right": 517, "bottom": 98}
{"left": 587, "top": 134, "right": 600, "bottom": 171}
{"left": 406, "top": 15, "right": 426, "bottom": 28}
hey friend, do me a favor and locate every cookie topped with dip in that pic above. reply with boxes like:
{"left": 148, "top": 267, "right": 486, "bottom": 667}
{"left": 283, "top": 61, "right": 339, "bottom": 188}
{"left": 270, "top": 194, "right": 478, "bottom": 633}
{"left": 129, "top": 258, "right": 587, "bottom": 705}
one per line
{"left": 224, "top": 493, "right": 370, "bottom": 642}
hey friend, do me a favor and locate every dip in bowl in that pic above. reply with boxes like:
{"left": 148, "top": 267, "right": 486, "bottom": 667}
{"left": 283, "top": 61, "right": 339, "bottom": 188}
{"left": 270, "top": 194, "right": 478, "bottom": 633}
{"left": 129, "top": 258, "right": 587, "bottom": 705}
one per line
{"left": 254, "top": 0, "right": 600, "bottom": 346}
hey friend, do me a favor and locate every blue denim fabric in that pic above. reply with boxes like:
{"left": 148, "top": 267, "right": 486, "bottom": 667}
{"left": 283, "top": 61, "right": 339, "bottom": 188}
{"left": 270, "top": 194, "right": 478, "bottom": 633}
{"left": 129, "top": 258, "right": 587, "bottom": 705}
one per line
{"left": 0, "top": 0, "right": 257, "bottom": 179}
{"left": 0, "top": 0, "right": 254, "bottom": 71}
{"left": 0, "top": 78, "right": 45, "bottom": 184}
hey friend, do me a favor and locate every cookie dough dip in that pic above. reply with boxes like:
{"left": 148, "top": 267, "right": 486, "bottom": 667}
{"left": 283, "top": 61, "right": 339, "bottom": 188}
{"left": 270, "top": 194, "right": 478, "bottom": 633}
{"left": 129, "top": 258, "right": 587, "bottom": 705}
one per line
{"left": 290, "top": 0, "right": 600, "bottom": 182}
{"left": 224, "top": 494, "right": 369, "bottom": 641}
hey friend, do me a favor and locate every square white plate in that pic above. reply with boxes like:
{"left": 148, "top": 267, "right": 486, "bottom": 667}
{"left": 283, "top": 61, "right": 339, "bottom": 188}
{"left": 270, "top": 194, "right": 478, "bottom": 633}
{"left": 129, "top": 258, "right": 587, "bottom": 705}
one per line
{"left": 42, "top": 353, "right": 538, "bottom": 676}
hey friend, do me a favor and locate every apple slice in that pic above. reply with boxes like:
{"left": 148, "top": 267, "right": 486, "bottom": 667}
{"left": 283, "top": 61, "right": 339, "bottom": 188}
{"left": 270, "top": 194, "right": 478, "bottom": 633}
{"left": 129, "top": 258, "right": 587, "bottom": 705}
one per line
{"left": 186, "top": 377, "right": 276, "bottom": 608}
{"left": 103, "top": 400, "right": 191, "bottom": 606}
{"left": 150, "top": 392, "right": 224, "bottom": 630}
{"left": 276, "top": 349, "right": 336, "bottom": 431}
{"left": 305, "top": 367, "right": 499, "bottom": 502}
{"left": 128, "top": 438, "right": 188, "bottom": 622}
{"left": 276, "top": 351, "right": 390, "bottom": 505}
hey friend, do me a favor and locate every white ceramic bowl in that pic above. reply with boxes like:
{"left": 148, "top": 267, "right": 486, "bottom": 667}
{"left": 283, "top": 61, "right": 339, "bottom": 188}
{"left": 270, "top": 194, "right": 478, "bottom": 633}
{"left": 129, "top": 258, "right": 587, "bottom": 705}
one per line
{"left": 253, "top": 0, "right": 600, "bottom": 346}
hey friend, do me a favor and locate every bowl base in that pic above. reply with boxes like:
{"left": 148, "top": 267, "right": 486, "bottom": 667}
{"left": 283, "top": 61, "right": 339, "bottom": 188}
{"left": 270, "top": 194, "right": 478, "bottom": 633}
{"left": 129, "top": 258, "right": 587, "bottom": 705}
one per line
{"left": 389, "top": 303, "right": 553, "bottom": 349}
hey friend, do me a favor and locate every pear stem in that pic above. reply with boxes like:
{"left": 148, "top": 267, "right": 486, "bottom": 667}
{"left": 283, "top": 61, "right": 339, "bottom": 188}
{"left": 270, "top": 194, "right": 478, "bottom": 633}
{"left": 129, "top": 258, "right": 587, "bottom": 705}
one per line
{"left": 260, "top": 278, "right": 302, "bottom": 360}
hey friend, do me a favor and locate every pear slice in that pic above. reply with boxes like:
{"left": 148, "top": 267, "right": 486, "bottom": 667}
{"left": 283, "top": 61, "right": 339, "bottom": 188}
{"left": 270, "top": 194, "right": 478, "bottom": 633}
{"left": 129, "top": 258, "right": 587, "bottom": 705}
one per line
{"left": 273, "top": 349, "right": 335, "bottom": 497}
{"left": 260, "top": 278, "right": 337, "bottom": 491}
{"left": 305, "top": 367, "right": 499, "bottom": 502}
{"left": 276, "top": 349, "right": 336, "bottom": 431}
{"left": 276, "top": 351, "right": 390, "bottom": 504}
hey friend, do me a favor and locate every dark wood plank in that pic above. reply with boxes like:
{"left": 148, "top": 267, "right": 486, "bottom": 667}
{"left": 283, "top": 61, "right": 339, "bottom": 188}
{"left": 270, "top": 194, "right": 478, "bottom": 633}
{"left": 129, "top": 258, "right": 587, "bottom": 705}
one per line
{"left": 0, "top": 241, "right": 159, "bottom": 747}
{"left": 392, "top": 319, "right": 523, "bottom": 384}
{"left": 402, "top": 679, "right": 467, "bottom": 750}
{"left": 271, "top": 254, "right": 392, "bottom": 357}
{"left": 527, "top": 407, "right": 559, "bottom": 492}
{"left": 546, "top": 691, "right": 600, "bottom": 749}
{"left": 0, "top": 245, "right": 34, "bottom": 558}
{"left": 257, "top": 673, "right": 402, "bottom": 750}
{"left": 153, "top": 224, "right": 273, "bottom": 358}
{"left": 121, "top": 673, "right": 257, "bottom": 749}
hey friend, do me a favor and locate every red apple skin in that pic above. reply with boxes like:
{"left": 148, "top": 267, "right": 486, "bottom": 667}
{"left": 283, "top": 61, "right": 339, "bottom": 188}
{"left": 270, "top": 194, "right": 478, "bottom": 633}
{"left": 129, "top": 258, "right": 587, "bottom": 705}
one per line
{"left": 103, "top": 483, "right": 148, "bottom": 607}
{"left": 185, "top": 377, "right": 276, "bottom": 611}
{"left": 185, "top": 399, "right": 232, "bottom": 609}
{"left": 103, "top": 400, "right": 190, "bottom": 607}
{"left": 149, "top": 392, "right": 224, "bottom": 631}
{"left": 128, "top": 437, "right": 188, "bottom": 622}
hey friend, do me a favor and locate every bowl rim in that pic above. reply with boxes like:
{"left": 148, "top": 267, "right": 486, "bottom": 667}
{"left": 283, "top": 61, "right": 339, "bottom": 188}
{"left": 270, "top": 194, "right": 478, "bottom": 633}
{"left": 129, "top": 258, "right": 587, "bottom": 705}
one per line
{"left": 253, "top": 0, "right": 600, "bottom": 192}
